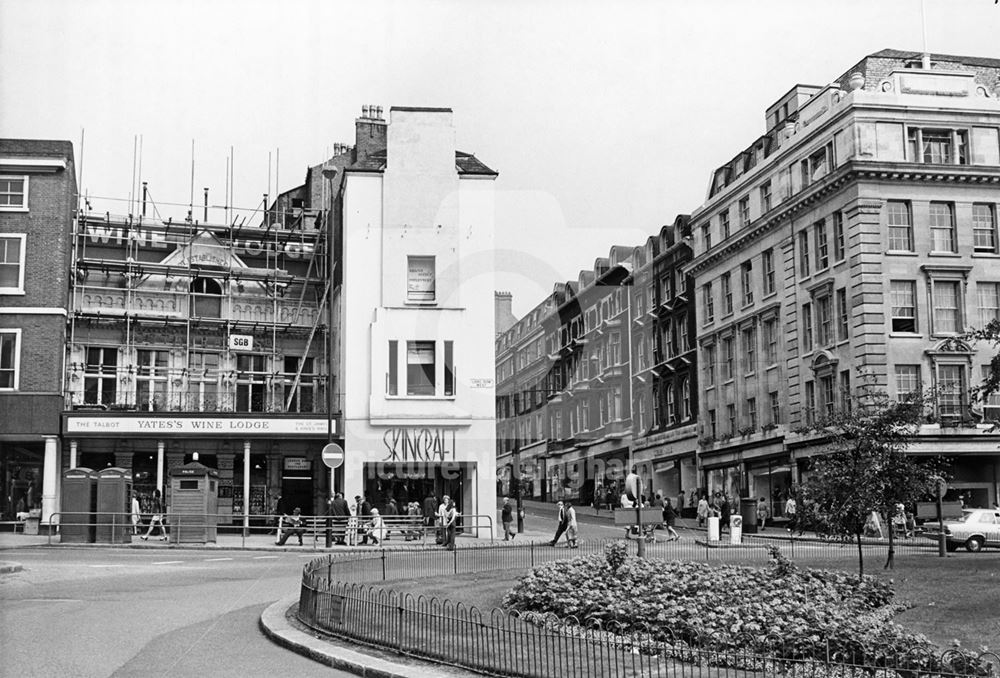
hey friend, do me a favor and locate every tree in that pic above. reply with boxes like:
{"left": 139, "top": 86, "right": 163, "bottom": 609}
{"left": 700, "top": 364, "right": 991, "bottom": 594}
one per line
{"left": 798, "top": 375, "right": 945, "bottom": 576}
{"left": 964, "top": 319, "right": 1000, "bottom": 427}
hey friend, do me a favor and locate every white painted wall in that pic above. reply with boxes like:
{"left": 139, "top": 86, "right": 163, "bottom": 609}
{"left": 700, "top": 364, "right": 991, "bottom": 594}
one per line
{"left": 341, "top": 109, "right": 496, "bottom": 532}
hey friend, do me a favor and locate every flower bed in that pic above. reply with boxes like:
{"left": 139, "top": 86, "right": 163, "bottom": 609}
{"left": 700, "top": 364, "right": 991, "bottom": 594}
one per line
{"left": 503, "top": 544, "right": 992, "bottom": 675}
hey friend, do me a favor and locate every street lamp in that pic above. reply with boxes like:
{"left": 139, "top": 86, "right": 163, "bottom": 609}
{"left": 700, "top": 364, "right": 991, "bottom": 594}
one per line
{"left": 321, "top": 164, "right": 339, "bottom": 548}
{"left": 513, "top": 444, "right": 524, "bottom": 533}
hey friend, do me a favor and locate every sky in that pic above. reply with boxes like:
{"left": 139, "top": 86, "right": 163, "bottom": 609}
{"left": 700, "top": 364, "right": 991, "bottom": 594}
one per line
{"left": 3, "top": 0, "right": 999, "bottom": 318}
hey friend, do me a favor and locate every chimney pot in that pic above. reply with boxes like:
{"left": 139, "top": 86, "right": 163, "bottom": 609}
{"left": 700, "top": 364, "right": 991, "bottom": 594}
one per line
{"left": 362, "top": 105, "right": 369, "bottom": 118}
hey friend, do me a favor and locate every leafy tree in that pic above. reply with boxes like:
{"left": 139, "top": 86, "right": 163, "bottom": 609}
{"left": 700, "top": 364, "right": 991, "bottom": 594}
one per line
{"left": 798, "top": 374, "right": 945, "bottom": 576}
{"left": 963, "top": 319, "right": 1000, "bottom": 427}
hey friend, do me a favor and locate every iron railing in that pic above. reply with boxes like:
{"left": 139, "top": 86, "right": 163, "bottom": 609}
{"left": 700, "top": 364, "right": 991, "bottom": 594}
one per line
{"left": 298, "top": 539, "right": 999, "bottom": 678}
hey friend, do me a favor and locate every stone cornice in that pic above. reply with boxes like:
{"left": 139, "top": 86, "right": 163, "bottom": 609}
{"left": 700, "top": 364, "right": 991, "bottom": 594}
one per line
{"left": 685, "top": 161, "right": 1000, "bottom": 276}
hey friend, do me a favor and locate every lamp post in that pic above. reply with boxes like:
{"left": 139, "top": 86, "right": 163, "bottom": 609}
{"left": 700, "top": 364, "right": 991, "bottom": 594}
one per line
{"left": 322, "top": 165, "right": 339, "bottom": 548}
{"left": 513, "top": 445, "right": 524, "bottom": 533}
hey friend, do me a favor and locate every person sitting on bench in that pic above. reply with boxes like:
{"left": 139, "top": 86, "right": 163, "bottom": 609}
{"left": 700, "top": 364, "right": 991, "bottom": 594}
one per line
{"left": 276, "top": 507, "right": 305, "bottom": 546}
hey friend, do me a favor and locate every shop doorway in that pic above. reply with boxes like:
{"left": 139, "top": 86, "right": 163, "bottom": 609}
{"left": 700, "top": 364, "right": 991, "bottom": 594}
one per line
{"left": 363, "top": 463, "right": 467, "bottom": 530}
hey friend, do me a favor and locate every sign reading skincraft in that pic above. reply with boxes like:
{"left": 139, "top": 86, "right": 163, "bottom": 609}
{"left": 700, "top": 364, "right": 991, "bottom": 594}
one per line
{"left": 382, "top": 427, "right": 456, "bottom": 462}
{"left": 65, "top": 416, "right": 331, "bottom": 436}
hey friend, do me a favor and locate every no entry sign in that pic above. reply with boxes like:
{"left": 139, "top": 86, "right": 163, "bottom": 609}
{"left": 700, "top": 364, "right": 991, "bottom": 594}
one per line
{"left": 321, "top": 443, "right": 344, "bottom": 469}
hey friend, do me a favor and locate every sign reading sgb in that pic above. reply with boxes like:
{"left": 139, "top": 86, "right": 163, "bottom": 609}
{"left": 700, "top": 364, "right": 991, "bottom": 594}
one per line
{"left": 228, "top": 334, "right": 254, "bottom": 351}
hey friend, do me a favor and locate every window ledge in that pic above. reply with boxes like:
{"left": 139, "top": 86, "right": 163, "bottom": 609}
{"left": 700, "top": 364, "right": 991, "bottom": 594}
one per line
{"left": 927, "top": 252, "right": 961, "bottom": 258}
{"left": 972, "top": 252, "right": 1000, "bottom": 258}
{"left": 885, "top": 251, "right": 918, "bottom": 257}
{"left": 0, "top": 206, "right": 28, "bottom": 213}
{"left": 0, "top": 289, "right": 25, "bottom": 296}
{"left": 766, "top": 363, "right": 779, "bottom": 371}
{"left": 385, "top": 395, "right": 457, "bottom": 401}
{"left": 888, "top": 332, "right": 923, "bottom": 338}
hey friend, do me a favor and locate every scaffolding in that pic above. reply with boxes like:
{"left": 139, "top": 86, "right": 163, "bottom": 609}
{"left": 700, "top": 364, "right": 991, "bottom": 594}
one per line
{"left": 65, "top": 196, "right": 332, "bottom": 415}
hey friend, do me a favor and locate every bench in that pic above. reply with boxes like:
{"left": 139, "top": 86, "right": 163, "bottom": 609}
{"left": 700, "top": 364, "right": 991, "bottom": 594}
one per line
{"left": 277, "top": 515, "right": 434, "bottom": 546}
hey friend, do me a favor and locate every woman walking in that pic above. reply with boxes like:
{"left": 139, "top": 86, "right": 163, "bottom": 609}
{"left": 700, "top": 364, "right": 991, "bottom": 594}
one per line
{"left": 564, "top": 501, "right": 578, "bottom": 548}
{"left": 662, "top": 498, "right": 680, "bottom": 540}
{"left": 696, "top": 494, "right": 709, "bottom": 527}
{"left": 140, "top": 488, "right": 166, "bottom": 541}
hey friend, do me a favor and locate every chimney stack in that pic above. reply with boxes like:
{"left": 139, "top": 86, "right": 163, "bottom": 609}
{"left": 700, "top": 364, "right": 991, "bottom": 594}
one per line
{"left": 495, "top": 291, "right": 517, "bottom": 335}
{"left": 355, "top": 103, "right": 388, "bottom": 163}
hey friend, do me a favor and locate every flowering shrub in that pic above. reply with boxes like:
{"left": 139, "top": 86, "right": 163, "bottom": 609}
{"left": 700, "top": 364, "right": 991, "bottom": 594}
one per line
{"left": 502, "top": 548, "right": 984, "bottom": 674}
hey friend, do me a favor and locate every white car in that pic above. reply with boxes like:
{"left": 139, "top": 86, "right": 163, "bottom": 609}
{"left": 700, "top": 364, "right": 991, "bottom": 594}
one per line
{"left": 925, "top": 509, "right": 1000, "bottom": 553}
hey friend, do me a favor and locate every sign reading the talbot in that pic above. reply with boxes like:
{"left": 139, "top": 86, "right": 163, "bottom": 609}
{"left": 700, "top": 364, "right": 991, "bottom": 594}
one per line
{"left": 65, "top": 416, "right": 330, "bottom": 436}
{"left": 382, "top": 427, "right": 456, "bottom": 462}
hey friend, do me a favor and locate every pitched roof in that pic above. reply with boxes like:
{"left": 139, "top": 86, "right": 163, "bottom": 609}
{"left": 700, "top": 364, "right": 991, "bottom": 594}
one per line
{"left": 348, "top": 149, "right": 497, "bottom": 176}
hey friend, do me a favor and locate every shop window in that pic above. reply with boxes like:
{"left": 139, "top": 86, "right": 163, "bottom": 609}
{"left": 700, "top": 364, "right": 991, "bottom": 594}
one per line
{"left": 0, "top": 329, "right": 20, "bottom": 390}
{"left": 0, "top": 234, "right": 25, "bottom": 294}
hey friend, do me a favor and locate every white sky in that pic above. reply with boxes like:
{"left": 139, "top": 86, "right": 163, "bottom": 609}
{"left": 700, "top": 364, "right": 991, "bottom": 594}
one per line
{"left": 3, "top": 0, "right": 999, "bottom": 317}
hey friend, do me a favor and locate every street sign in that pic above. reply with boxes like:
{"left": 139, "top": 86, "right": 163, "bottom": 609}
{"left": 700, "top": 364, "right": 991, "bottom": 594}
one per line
{"left": 934, "top": 476, "right": 948, "bottom": 499}
{"left": 625, "top": 472, "right": 642, "bottom": 502}
{"left": 321, "top": 443, "right": 344, "bottom": 469}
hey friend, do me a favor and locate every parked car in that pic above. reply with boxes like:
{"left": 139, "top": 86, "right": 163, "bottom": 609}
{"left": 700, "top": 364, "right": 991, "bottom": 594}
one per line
{"left": 922, "top": 508, "right": 1000, "bottom": 552}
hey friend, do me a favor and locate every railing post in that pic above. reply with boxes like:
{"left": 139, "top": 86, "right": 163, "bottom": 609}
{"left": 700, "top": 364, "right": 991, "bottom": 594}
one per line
{"left": 381, "top": 549, "right": 387, "bottom": 581}
{"left": 530, "top": 541, "right": 535, "bottom": 567}
{"left": 453, "top": 544, "right": 458, "bottom": 574}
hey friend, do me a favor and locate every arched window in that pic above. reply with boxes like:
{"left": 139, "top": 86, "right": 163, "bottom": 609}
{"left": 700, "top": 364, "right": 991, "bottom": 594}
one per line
{"left": 190, "top": 277, "right": 222, "bottom": 318}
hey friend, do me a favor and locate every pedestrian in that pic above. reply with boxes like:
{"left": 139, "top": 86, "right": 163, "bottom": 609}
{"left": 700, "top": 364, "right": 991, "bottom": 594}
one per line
{"left": 423, "top": 492, "right": 438, "bottom": 539}
{"left": 605, "top": 487, "right": 614, "bottom": 511}
{"left": 131, "top": 491, "right": 142, "bottom": 535}
{"left": 785, "top": 494, "right": 797, "bottom": 533}
{"left": 720, "top": 495, "right": 731, "bottom": 533}
{"left": 662, "top": 498, "right": 680, "bottom": 540}
{"left": 366, "top": 508, "right": 385, "bottom": 546}
{"left": 328, "top": 492, "right": 351, "bottom": 545}
{"left": 383, "top": 496, "right": 398, "bottom": 541}
{"left": 593, "top": 484, "right": 602, "bottom": 515}
{"left": 406, "top": 501, "right": 422, "bottom": 541}
{"left": 677, "top": 490, "right": 686, "bottom": 518}
{"left": 756, "top": 496, "right": 769, "bottom": 532}
{"left": 356, "top": 495, "right": 372, "bottom": 544}
{"left": 501, "top": 497, "right": 516, "bottom": 541}
{"left": 696, "top": 494, "right": 709, "bottom": 527}
{"left": 140, "top": 488, "right": 166, "bottom": 541}
{"left": 549, "top": 500, "right": 569, "bottom": 546}
{"left": 437, "top": 494, "right": 451, "bottom": 545}
{"left": 443, "top": 498, "right": 458, "bottom": 550}
{"left": 564, "top": 501, "right": 578, "bottom": 548}
{"left": 276, "top": 507, "right": 305, "bottom": 546}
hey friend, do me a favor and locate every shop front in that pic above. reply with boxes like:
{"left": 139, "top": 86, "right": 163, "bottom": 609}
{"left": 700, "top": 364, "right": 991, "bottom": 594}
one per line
{"left": 343, "top": 420, "right": 496, "bottom": 538}
{"left": 61, "top": 413, "right": 331, "bottom": 521}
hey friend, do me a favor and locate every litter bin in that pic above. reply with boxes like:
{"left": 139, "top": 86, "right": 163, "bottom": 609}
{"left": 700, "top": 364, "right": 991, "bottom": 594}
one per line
{"left": 730, "top": 515, "right": 743, "bottom": 545}
{"left": 168, "top": 461, "right": 219, "bottom": 544}
{"left": 707, "top": 515, "right": 720, "bottom": 542}
{"left": 96, "top": 467, "right": 133, "bottom": 544}
{"left": 740, "top": 497, "right": 758, "bottom": 534}
{"left": 61, "top": 467, "right": 97, "bottom": 543}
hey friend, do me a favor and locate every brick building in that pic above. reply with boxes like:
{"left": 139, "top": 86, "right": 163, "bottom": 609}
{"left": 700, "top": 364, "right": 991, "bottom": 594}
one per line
{"left": 1, "top": 139, "right": 76, "bottom": 523}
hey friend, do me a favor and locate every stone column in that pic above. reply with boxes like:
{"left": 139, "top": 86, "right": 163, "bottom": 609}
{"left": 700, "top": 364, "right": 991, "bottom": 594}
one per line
{"left": 243, "top": 440, "right": 251, "bottom": 535}
{"left": 69, "top": 439, "right": 78, "bottom": 469}
{"left": 156, "top": 440, "right": 166, "bottom": 493}
{"left": 42, "top": 436, "right": 59, "bottom": 524}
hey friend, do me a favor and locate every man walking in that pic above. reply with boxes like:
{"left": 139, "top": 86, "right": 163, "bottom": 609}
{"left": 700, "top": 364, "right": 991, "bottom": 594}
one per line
{"left": 328, "top": 492, "right": 350, "bottom": 545}
{"left": 548, "top": 500, "right": 569, "bottom": 546}
{"left": 501, "top": 497, "right": 516, "bottom": 541}
{"left": 437, "top": 494, "right": 451, "bottom": 545}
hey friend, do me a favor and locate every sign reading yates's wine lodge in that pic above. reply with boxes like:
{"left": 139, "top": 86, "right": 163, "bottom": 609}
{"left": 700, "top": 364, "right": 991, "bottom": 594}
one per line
{"left": 65, "top": 416, "right": 330, "bottom": 436}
